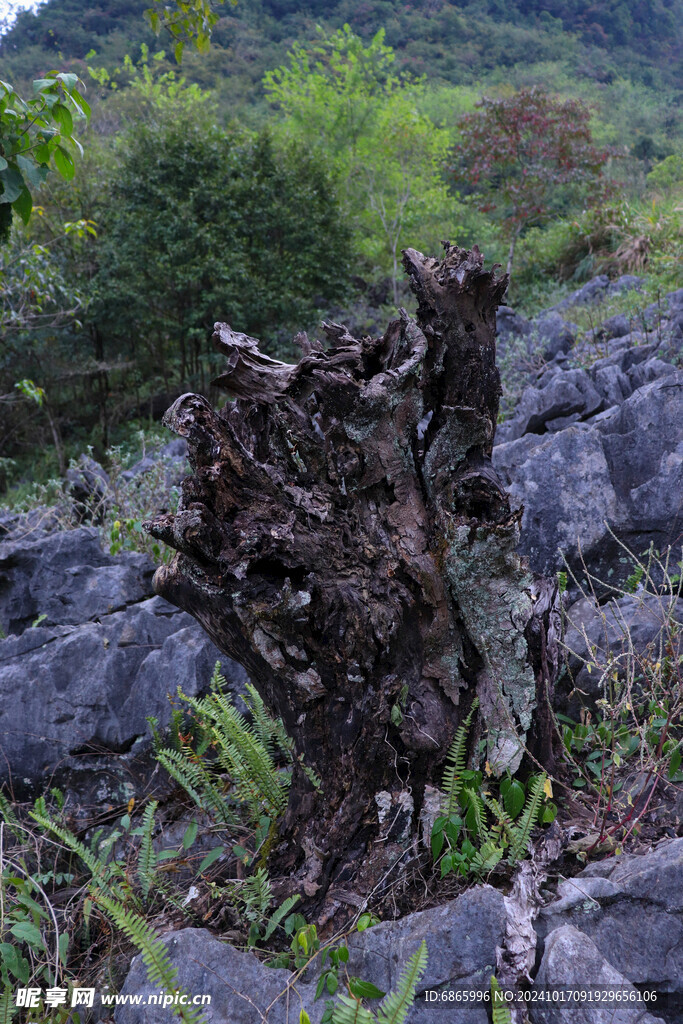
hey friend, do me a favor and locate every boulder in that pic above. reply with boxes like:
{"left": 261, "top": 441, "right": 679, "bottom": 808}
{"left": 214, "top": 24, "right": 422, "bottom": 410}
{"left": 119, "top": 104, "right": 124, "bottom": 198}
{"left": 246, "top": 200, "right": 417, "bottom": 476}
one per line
{"left": 0, "top": 595, "right": 247, "bottom": 791}
{"left": 493, "top": 374, "right": 683, "bottom": 585}
{"left": 0, "top": 515, "right": 248, "bottom": 793}
{"left": 560, "top": 592, "right": 683, "bottom": 715}
{"left": 0, "top": 523, "right": 153, "bottom": 637}
{"left": 115, "top": 888, "right": 507, "bottom": 1024}
{"left": 531, "top": 926, "right": 665, "bottom": 1024}
{"left": 533, "top": 312, "right": 579, "bottom": 360}
{"left": 536, "top": 839, "right": 683, "bottom": 1004}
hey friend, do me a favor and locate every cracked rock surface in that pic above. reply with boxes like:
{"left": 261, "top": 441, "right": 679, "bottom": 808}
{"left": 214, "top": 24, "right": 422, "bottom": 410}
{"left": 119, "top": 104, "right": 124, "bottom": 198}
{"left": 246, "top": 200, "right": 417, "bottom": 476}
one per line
{"left": 1, "top": 515, "right": 247, "bottom": 794}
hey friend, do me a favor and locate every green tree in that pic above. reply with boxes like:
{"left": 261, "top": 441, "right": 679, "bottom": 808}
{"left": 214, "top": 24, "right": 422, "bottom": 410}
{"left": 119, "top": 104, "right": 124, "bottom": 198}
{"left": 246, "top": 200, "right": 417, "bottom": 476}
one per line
{"left": 0, "top": 73, "right": 90, "bottom": 242}
{"left": 91, "top": 85, "right": 352, "bottom": 390}
{"left": 264, "top": 26, "right": 452, "bottom": 302}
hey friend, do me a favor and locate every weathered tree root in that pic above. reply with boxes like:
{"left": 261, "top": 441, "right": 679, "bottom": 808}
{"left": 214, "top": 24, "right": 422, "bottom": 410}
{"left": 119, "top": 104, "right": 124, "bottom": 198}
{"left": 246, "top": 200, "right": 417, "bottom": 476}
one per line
{"left": 146, "top": 243, "right": 559, "bottom": 914}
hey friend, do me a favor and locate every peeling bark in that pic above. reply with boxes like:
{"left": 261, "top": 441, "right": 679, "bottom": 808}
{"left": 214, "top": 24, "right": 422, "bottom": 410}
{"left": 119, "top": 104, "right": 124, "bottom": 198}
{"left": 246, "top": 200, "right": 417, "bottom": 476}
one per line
{"left": 146, "top": 244, "right": 559, "bottom": 909}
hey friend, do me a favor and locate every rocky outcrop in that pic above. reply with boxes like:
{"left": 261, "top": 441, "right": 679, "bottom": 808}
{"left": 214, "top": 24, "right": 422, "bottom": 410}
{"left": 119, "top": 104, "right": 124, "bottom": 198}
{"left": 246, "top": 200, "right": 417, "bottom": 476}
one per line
{"left": 493, "top": 374, "right": 683, "bottom": 585}
{"left": 532, "top": 927, "right": 665, "bottom": 1024}
{"left": 0, "top": 514, "right": 247, "bottom": 796}
{"left": 115, "top": 887, "right": 507, "bottom": 1024}
{"left": 533, "top": 840, "right": 683, "bottom": 1023}
{"left": 114, "top": 842, "right": 683, "bottom": 1024}
{"left": 492, "top": 281, "right": 683, "bottom": 585}
{"left": 560, "top": 591, "right": 682, "bottom": 715}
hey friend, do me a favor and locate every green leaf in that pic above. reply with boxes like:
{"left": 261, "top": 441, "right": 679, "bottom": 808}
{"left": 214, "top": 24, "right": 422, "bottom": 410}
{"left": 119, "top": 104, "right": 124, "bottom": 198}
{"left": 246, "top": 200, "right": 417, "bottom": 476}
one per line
{"left": 431, "top": 829, "right": 444, "bottom": 860}
{"left": 174, "top": 41, "right": 184, "bottom": 64}
{"left": 32, "top": 78, "right": 54, "bottom": 94}
{"left": 0, "top": 165, "right": 25, "bottom": 204}
{"left": 198, "top": 847, "right": 224, "bottom": 872}
{"left": 0, "top": 157, "right": 7, "bottom": 171}
{"left": 540, "top": 802, "right": 557, "bottom": 824}
{"left": 55, "top": 72, "right": 79, "bottom": 92}
{"left": 502, "top": 779, "right": 525, "bottom": 819}
{"left": 326, "top": 973, "right": 338, "bottom": 995}
{"left": 53, "top": 145, "right": 75, "bottom": 180}
{"left": 52, "top": 102, "right": 74, "bottom": 136}
{"left": 182, "top": 820, "right": 198, "bottom": 850}
{"left": 669, "top": 748, "right": 682, "bottom": 779}
{"left": 348, "top": 979, "right": 386, "bottom": 1000}
{"left": 12, "top": 188, "right": 32, "bottom": 224}
{"left": 10, "top": 921, "right": 44, "bottom": 948}
{"left": 157, "top": 848, "right": 179, "bottom": 861}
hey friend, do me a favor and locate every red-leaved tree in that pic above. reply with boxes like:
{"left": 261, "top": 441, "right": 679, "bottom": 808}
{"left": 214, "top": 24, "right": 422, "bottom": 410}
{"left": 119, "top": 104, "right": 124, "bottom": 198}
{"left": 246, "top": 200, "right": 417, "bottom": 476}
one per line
{"left": 454, "top": 87, "right": 611, "bottom": 289}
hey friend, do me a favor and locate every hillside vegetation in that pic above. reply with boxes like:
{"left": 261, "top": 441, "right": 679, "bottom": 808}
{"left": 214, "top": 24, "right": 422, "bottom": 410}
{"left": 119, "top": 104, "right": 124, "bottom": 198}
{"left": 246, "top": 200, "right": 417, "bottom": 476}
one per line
{"left": 0, "top": 0, "right": 681, "bottom": 493}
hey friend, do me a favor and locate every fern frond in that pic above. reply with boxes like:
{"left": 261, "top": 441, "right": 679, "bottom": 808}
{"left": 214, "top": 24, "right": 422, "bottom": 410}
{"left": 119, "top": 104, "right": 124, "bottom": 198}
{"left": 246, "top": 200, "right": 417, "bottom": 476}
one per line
{"left": 226, "top": 866, "right": 273, "bottom": 925}
{"left": 30, "top": 810, "right": 125, "bottom": 901}
{"left": 155, "top": 747, "right": 236, "bottom": 825}
{"left": 95, "top": 894, "right": 205, "bottom": 1024}
{"left": 481, "top": 793, "right": 516, "bottom": 847}
{"left": 463, "top": 786, "right": 489, "bottom": 842}
{"left": 508, "top": 774, "right": 546, "bottom": 864}
{"left": 180, "top": 688, "right": 288, "bottom": 820}
{"left": 471, "top": 841, "right": 504, "bottom": 876}
{"left": 0, "top": 988, "right": 17, "bottom": 1024}
{"left": 263, "top": 893, "right": 301, "bottom": 941}
{"left": 243, "top": 682, "right": 288, "bottom": 758}
{"left": 0, "top": 790, "right": 23, "bottom": 841}
{"left": 491, "top": 976, "right": 512, "bottom": 1024}
{"left": 331, "top": 994, "right": 376, "bottom": 1024}
{"left": 442, "top": 699, "right": 479, "bottom": 817}
{"left": 138, "top": 800, "right": 158, "bottom": 899}
{"left": 376, "top": 939, "right": 428, "bottom": 1024}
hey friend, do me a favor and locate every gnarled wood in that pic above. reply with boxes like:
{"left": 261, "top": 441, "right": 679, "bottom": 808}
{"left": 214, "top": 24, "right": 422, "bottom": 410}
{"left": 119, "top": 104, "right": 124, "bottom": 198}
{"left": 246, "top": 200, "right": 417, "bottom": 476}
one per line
{"left": 146, "top": 243, "right": 559, "bottom": 913}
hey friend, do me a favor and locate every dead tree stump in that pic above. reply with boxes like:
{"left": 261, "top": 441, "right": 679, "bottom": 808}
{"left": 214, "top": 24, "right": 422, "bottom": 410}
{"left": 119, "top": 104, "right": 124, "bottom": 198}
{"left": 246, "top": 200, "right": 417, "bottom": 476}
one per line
{"left": 146, "top": 244, "right": 559, "bottom": 909}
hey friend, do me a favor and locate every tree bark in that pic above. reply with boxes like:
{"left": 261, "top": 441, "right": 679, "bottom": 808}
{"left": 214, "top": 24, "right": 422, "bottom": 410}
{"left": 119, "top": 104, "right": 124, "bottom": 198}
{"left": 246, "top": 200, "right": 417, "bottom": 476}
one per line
{"left": 146, "top": 243, "right": 559, "bottom": 912}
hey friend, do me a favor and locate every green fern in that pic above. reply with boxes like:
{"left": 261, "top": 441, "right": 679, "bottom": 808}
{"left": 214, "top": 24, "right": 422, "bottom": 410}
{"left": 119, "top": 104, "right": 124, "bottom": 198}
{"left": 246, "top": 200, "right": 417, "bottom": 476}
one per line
{"left": 508, "top": 773, "right": 547, "bottom": 864}
{"left": 442, "top": 699, "right": 479, "bottom": 817}
{"left": 227, "top": 866, "right": 273, "bottom": 924}
{"left": 329, "top": 940, "right": 427, "bottom": 1024}
{"left": 0, "top": 989, "right": 17, "bottom": 1024}
{"left": 262, "top": 893, "right": 302, "bottom": 941}
{"left": 462, "top": 786, "right": 489, "bottom": 841}
{"left": 95, "top": 893, "right": 205, "bottom": 1024}
{"left": 137, "top": 800, "right": 158, "bottom": 899}
{"left": 176, "top": 686, "right": 288, "bottom": 820}
{"left": 155, "top": 745, "right": 237, "bottom": 824}
{"left": 331, "top": 996, "right": 376, "bottom": 1024}
{"left": 491, "top": 976, "right": 512, "bottom": 1024}
{"left": 376, "top": 939, "right": 428, "bottom": 1024}
{"left": 470, "top": 840, "right": 504, "bottom": 876}
{"left": 481, "top": 792, "right": 517, "bottom": 847}
{"left": 30, "top": 810, "right": 129, "bottom": 902}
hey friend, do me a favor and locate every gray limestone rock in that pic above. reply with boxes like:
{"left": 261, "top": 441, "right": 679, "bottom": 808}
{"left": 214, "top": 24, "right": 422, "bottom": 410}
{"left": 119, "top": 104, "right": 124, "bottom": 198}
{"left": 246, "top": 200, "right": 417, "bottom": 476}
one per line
{"left": 493, "top": 374, "right": 683, "bottom": 585}
{"left": 536, "top": 840, "right": 683, "bottom": 1010}
{"left": 531, "top": 926, "right": 665, "bottom": 1024}
{"left": 115, "top": 888, "right": 507, "bottom": 1024}
{"left": 560, "top": 593, "right": 682, "bottom": 715}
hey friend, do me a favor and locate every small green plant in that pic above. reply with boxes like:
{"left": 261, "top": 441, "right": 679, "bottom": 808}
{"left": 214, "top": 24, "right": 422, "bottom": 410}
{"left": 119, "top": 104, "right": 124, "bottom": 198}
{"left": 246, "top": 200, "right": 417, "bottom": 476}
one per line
{"left": 559, "top": 540, "right": 682, "bottom": 856}
{"left": 326, "top": 939, "right": 427, "bottom": 1024}
{"left": 431, "top": 699, "right": 556, "bottom": 878}
{"left": 491, "top": 976, "right": 512, "bottom": 1024}
{"left": 154, "top": 664, "right": 295, "bottom": 867}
